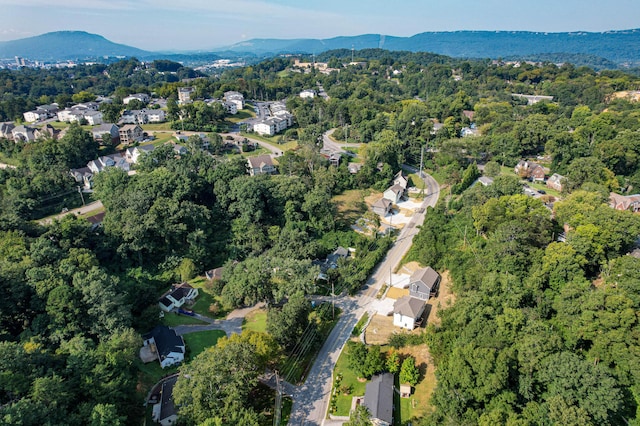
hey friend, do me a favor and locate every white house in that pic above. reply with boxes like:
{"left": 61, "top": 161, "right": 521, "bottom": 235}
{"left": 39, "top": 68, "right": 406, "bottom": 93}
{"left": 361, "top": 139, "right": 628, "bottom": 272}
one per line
{"left": 383, "top": 184, "right": 405, "bottom": 204}
{"left": 178, "top": 87, "right": 194, "bottom": 104}
{"left": 84, "top": 110, "right": 103, "bottom": 125}
{"left": 363, "top": 373, "right": 394, "bottom": 426}
{"left": 393, "top": 296, "right": 425, "bottom": 330}
{"left": 158, "top": 282, "right": 199, "bottom": 312}
{"left": 254, "top": 120, "right": 276, "bottom": 136}
{"left": 224, "top": 91, "right": 244, "bottom": 110}
{"left": 11, "top": 125, "right": 36, "bottom": 142}
{"left": 91, "top": 123, "right": 119, "bottom": 143}
{"left": 300, "top": 89, "right": 316, "bottom": 99}
{"left": 23, "top": 110, "right": 47, "bottom": 123}
{"left": 123, "top": 93, "right": 150, "bottom": 105}
{"left": 146, "top": 109, "right": 166, "bottom": 123}
{"left": 152, "top": 376, "right": 179, "bottom": 426}
{"left": 142, "top": 326, "right": 185, "bottom": 369}
{"left": 125, "top": 145, "right": 155, "bottom": 164}
{"left": 247, "top": 154, "right": 276, "bottom": 176}
{"left": 87, "top": 153, "right": 130, "bottom": 174}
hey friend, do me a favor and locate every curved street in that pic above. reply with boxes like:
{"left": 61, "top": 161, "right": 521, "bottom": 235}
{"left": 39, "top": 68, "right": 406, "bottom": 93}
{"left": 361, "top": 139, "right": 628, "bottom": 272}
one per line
{"left": 287, "top": 172, "right": 440, "bottom": 425}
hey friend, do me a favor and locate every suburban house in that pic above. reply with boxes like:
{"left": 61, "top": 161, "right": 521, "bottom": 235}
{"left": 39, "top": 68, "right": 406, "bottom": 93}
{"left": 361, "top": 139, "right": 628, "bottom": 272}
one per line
{"left": 327, "top": 247, "right": 349, "bottom": 268}
{"left": 92, "top": 123, "right": 120, "bottom": 144}
{"left": 363, "top": 373, "right": 394, "bottom": 426}
{"left": 205, "top": 266, "right": 224, "bottom": 281}
{"left": 609, "top": 192, "right": 640, "bottom": 212}
{"left": 84, "top": 110, "right": 103, "bottom": 125}
{"left": 477, "top": 176, "right": 494, "bottom": 186}
{"left": 393, "top": 296, "right": 426, "bottom": 330}
{"left": 514, "top": 160, "right": 546, "bottom": 181}
{"left": 158, "top": 282, "right": 199, "bottom": 312}
{"left": 512, "top": 93, "right": 554, "bottom": 105}
{"left": 70, "top": 167, "right": 94, "bottom": 190}
{"left": 141, "top": 325, "right": 186, "bottom": 369}
{"left": 224, "top": 91, "right": 244, "bottom": 110}
{"left": 178, "top": 87, "right": 194, "bottom": 104}
{"left": 383, "top": 184, "right": 405, "bottom": 204}
{"left": 11, "top": 125, "right": 36, "bottom": 142}
{"left": 300, "top": 89, "right": 316, "bottom": 99}
{"left": 247, "top": 154, "right": 276, "bottom": 176}
{"left": 152, "top": 376, "right": 179, "bottom": 426}
{"left": 348, "top": 163, "right": 363, "bottom": 174}
{"left": 57, "top": 105, "right": 102, "bottom": 125}
{"left": 409, "top": 267, "right": 440, "bottom": 300}
{"left": 547, "top": 173, "right": 565, "bottom": 192}
{"left": 393, "top": 171, "right": 409, "bottom": 192}
{"left": 0, "top": 122, "right": 15, "bottom": 140}
{"left": 125, "top": 145, "right": 155, "bottom": 163}
{"left": 87, "top": 153, "right": 130, "bottom": 174}
{"left": 119, "top": 124, "right": 144, "bottom": 145}
{"left": 23, "top": 104, "right": 59, "bottom": 122}
{"left": 461, "top": 126, "right": 480, "bottom": 137}
{"left": 123, "top": 93, "right": 150, "bottom": 105}
{"left": 372, "top": 198, "right": 393, "bottom": 216}
{"left": 121, "top": 109, "right": 166, "bottom": 125}
{"left": 34, "top": 124, "right": 59, "bottom": 140}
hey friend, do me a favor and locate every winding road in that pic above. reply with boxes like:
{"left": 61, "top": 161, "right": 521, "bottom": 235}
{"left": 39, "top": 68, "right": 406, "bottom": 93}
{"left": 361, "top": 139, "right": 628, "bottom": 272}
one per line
{"left": 287, "top": 171, "right": 440, "bottom": 425}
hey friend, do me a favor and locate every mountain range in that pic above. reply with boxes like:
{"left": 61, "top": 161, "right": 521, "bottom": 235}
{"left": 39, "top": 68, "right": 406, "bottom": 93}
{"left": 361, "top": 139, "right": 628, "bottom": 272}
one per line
{"left": 2, "top": 30, "right": 640, "bottom": 68}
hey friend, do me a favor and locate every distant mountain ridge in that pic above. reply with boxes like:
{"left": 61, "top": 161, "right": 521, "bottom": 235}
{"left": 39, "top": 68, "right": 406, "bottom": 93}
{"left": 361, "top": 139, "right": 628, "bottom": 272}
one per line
{"left": 0, "top": 31, "right": 150, "bottom": 60}
{"left": 2, "top": 29, "right": 640, "bottom": 68}
{"left": 223, "top": 29, "right": 640, "bottom": 66}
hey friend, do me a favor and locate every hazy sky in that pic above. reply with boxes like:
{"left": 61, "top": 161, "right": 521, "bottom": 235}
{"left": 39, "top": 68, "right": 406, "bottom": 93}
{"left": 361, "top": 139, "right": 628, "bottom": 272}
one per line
{"left": 1, "top": 0, "right": 639, "bottom": 51}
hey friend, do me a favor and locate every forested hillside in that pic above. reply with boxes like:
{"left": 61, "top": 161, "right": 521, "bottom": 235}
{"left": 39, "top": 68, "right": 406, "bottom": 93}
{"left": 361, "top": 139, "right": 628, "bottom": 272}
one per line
{"left": 1, "top": 49, "right": 640, "bottom": 424}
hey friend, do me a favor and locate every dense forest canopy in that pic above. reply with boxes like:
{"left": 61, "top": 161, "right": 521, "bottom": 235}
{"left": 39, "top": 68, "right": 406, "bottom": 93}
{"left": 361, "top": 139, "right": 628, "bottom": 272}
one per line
{"left": 1, "top": 48, "right": 640, "bottom": 425}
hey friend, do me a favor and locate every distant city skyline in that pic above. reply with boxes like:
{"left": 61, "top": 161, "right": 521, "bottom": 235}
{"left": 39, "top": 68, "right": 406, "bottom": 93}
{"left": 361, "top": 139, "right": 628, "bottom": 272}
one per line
{"left": 2, "top": 0, "right": 639, "bottom": 51}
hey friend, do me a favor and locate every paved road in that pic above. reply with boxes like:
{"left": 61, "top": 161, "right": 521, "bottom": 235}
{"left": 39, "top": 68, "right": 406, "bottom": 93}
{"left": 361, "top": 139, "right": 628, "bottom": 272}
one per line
{"left": 38, "top": 200, "right": 104, "bottom": 225}
{"left": 288, "top": 173, "right": 440, "bottom": 425}
{"left": 322, "top": 129, "right": 362, "bottom": 154}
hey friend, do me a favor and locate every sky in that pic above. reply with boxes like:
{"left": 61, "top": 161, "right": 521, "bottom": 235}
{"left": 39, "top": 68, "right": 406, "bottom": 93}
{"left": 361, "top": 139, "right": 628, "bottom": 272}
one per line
{"left": 1, "top": 0, "right": 640, "bottom": 51}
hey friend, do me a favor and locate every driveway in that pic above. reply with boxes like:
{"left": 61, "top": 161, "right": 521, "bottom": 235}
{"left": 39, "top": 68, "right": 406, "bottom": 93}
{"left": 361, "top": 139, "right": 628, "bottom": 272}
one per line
{"left": 38, "top": 200, "right": 104, "bottom": 226}
{"left": 172, "top": 316, "right": 243, "bottom": 337}
{"left": 287, "top": 173, "right": 440, "bottom": 425}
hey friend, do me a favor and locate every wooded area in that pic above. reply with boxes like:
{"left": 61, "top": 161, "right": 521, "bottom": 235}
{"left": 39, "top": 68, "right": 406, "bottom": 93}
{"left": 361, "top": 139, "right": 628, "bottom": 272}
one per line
{"left": 1, "top": 48, "right": 640, "bottom": 425}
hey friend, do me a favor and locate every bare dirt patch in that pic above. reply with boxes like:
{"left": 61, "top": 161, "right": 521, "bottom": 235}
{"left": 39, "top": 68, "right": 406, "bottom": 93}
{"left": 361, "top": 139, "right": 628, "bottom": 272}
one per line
{"left": 426, "top": 270, "right": 455, "bottom": 326}
{"left": 398, "top": 261, "right": 421, "bottom": 275}
{"left": 386, "top": 287, "right": 409, "bottom": 299}
{"left": 364, "top": 314, "right": 395, "bottom": 345}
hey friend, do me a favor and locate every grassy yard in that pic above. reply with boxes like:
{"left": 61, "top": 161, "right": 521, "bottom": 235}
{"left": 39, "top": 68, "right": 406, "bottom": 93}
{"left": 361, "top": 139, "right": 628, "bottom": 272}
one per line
{"left": 332, "top": 340, "right": 367, "bottom": 416}
{"left": 395, "top": 345, "right": 435, "bottom": 424}
{"left": 183, "top": 329, "right": 226, "bottom": 360}
{"left": 135, "top": 359, "right": 178, "bottom": 397}
{"left": 243, "top": 309, "right": 268, "bottom": 333}
{"left": 187, "top": 276, "right": 229, "bottom": 319}
{"left": 240, "top": 132, "right": 299, "bottom": 151}
{"left": 332, "top": 189, "right": 370, "bottom": 228}
{"left": 161, "top": 312, "right": 207, "bottom": 327}
{"left": 225, "top": 109, "right": 255, "bottom": 123}
{"left": 141, "top": 123, "right": 174, "bottom": 131}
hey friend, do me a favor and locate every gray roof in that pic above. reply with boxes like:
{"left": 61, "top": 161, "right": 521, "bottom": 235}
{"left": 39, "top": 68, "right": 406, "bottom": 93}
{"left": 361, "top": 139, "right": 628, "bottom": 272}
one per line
{"left": 386, "top": 184, "right": 405, "bottom": 196}
{"left": 393, "top": 296, "right": 425, "bottom": 318}
{"left": 143, "top": 325, "right": 185, "bottom": 359}
{"left": 92, "top": 123, "right": 118, "bottom": 133}
{"left": 373, "top": 198, "right": 392, "bottom": 209}
{"left": 159, "top": 376, "right": 178, "bottom": 422}
{"left": 364, "top": 373, "right": 394, "bottom": 424}
{"left": 248, "top": 154, "right": 274, "bottom": 169}
{"left": 410, "top": 267, "right": 440, "bottom": 291}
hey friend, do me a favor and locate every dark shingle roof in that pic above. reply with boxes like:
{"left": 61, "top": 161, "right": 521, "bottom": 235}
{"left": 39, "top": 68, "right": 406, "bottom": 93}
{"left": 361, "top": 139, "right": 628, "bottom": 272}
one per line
{"left": 143, "top": 325, "right": 184, "bottom": 359}
{"left": 364, "top": 373, "right": 394, "bottom": 424}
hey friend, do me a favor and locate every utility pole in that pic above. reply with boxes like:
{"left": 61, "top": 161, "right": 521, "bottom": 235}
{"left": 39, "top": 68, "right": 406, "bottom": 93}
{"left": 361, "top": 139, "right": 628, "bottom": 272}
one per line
{"left": 77, "top": 186, "right": 85, "bottom": 206}
{"left": 419, "top": 145, "right": 424, "bottom": 179}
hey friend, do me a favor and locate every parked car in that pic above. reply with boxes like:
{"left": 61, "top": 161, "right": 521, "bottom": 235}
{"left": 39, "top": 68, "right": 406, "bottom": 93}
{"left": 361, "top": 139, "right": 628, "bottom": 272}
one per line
{"left": 538, "top": 189, "right": 546, "bottom": 194}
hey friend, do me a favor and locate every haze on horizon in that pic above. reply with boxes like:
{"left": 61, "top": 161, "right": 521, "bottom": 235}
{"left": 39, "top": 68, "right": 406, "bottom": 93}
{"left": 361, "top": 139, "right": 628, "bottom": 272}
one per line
{"left": 2, "top": 0, "right": 639, "bottom": 51}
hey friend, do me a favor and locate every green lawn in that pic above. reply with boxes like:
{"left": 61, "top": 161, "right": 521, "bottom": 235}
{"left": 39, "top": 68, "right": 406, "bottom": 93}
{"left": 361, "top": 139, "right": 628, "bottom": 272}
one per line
{"left": 161, "top": 312, "right": 207, "bottom": 327}
{"left": 135, "top": 358, "right": 178, "bottom": 395}
{"left": 332, "top": 341, "right": 367, "bottom": 416}
{"left": 141, "top": 123, "right": 174, "bottom": 131}
{"left": 187, "top": 276, "right": 229, "bottom": 319}
{"left": 241, "top": 132, "right": 298, "bottom": 151}
{"left": 183, "top": 329, "right": 226, "bottom": 360}
{"left": 243, "top": 309, "right": 267, "bottom": 333}
{"left": 225, "top": 109, "right": 255, "bottom": 123}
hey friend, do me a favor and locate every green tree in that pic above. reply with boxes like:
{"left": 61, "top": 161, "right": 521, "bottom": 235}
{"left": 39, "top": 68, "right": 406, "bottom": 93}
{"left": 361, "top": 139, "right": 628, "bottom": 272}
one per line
{"left": 344, "top": 404, "right": 372, "bottom": 426}
{"left": 400, "top": 356, "right": 420, "bottom": 386}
